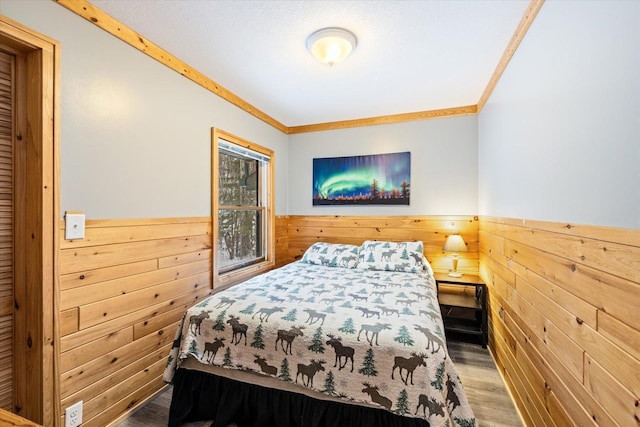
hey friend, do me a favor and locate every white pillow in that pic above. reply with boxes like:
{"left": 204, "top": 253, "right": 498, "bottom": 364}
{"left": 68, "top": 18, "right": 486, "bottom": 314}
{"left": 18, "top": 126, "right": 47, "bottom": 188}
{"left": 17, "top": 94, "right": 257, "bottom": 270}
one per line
{"left": 357, "top": 240, "right": 425, "bottom": 273}
{"left": 301, "top": 242, "right": 360, "bottom": 268}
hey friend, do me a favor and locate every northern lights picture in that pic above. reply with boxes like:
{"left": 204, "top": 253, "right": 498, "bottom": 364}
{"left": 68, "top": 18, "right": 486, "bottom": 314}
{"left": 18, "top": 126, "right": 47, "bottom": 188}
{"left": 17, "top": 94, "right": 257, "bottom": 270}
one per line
{"left": 313, "top": 152, "right": 411, "bottom": 205}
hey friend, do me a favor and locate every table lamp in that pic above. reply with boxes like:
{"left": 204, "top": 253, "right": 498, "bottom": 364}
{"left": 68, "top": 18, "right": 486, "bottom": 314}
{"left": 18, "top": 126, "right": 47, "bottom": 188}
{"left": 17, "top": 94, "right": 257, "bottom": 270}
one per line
{"left": 443, "top": 234, "right": 467, "bottom": 277}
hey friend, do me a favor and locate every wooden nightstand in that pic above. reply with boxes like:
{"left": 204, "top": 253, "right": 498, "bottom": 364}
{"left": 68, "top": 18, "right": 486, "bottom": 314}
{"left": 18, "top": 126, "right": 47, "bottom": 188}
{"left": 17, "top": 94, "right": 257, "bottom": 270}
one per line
{"left": 435, "top": 272, "right": 487, "bottom": 348}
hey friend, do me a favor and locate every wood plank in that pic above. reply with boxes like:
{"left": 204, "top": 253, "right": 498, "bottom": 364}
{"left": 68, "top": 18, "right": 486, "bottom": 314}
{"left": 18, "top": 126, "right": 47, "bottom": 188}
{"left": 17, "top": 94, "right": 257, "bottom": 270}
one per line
{"left": 289, "top": 225, "right": 478, "bottom": 243}
{"left": 507, "top": 286, "right": 584, "bottom": 382}
{"left": 584, "top": 353, "right": 639, "bottom": 427}
{"left": 60, "top": 345, "right": 170, "bottom": 411}
{"left": 82, "top": 375, "right": 165, "bottom": 427}
{"left": 59, "top": 323, "right": 175, "bottom": 398}
{"left": 60, "top": 326, "right": 133, "bottom": 374}
{"left": 546, "top": 390, "right": 576, "bottom": 427}
{"left": 158, "top": 249, "right": 211, "bottom": 269}
{"left": 60, "top": 259, "right": 210, "bottom": 310}
{"left": 286, "top": 215, "right": 478, "bottom": 230}
{"left": 505, "top": 239, "right": 640, "bottom": 331}
{"left": 498, "top": 216, "right": 640, "bottom": 248}
{"left": 59, "top": 309, "right": 78, "bottom": 337}
{"left": 81, "top": 358, "right": 167, "bottom": 424}
{"left": 480, "top": 216, "right": 640, "bottom": 427}
{"left": 491, "top": 325, "right": 534, "bottom": 426}
{"left": 78, "top": 271, "right": 210, "bottom": 329}
{"left": 513, "top": 276, "right": 589, "bottom": 376}
{"left": 577, "top": 323, "right": 640, "bottom": 399}
{"left": 281, "top": 214, "right": 480, "bottom": 275}
{"left": 59, "top": 216, "right": 210, "bottom": 230}
{"left": 505, "top": 311, "right": 606, "bottom": 427}
{"left": 60, "top": 221, "right": 210, "bottom": 249}
{"left": 59, "top": 234, "right": 211, "bottom": 274}
{"left": 501, "top": 341, "right": 548, "bottom": 427}
{"left": 132, "top": 306, "right": 185, "bottom": 340}
{"left": 597, "top": 309, "right": 640, "bottom": 362}
{"left": 60, "top": 287, "right": 210, "bottom": 353}
{"left": 494, "top": 220, "right": 640, "bottom": 284}
{"left": 60, "top": 259, "right": 157, "bottom": 291}
{"left": 508, "top": 260, "right": 597, "bottom": 329}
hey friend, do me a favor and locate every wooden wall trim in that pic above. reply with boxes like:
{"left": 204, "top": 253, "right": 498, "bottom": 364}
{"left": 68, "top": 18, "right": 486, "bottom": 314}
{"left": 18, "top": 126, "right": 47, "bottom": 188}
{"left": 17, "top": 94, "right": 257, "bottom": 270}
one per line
{"left": 476, "top": 0, "right": 545, "bottom": 112}
{"left": 0, "top": 14, "right": 60, "bottom": 426}
{"left": 287, "top": 105, "right": 478, "bottom": 134}
{"left": 479, "top": 215, "right": 640, "bottom": 426}
{"left": 53, "top": 0, "right": 288, "bottom": 134}
{"left": 52, "top": 0, "right": 541, "bottom": 134}
{"left": 58, "top": 216, "right": 211, "bottom": 229}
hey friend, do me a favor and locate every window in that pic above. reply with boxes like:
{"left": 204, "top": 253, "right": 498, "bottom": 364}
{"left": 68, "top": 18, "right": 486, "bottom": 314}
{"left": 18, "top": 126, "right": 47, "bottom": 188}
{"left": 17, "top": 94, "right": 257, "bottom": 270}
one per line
{"left": 212, "top": 129, "right": 274, "bottom": 286}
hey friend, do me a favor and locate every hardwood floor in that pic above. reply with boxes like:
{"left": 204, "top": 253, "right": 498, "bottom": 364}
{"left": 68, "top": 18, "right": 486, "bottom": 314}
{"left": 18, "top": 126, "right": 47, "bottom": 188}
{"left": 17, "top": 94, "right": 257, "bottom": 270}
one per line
{"left": 117, "top": 341, "right": 522, "bottom": 427}
{"left": 447, "top": 341, "right": 523, "bottom": 427}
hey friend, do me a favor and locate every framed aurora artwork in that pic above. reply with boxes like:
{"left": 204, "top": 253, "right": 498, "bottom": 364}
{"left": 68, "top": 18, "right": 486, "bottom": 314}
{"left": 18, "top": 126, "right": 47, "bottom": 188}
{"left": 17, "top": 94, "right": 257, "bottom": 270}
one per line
{"left": 312, "top": 151, "right": 410, "bottom": 206}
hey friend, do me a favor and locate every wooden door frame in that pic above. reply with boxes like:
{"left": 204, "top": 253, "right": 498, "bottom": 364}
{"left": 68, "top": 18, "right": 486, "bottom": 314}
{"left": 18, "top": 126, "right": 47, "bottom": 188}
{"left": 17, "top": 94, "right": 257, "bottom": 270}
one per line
{"left": 0, "top": 15, "right": 60, "bottom": 426}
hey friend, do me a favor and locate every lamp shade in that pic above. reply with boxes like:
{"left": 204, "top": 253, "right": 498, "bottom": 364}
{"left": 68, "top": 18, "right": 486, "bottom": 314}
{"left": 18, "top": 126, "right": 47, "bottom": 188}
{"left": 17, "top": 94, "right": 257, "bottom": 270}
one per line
{"left": 443, "top": 234, "right": 467, "bottom": 252}
{"left": 307, "top": 27, "right": 357, "bottom": 66}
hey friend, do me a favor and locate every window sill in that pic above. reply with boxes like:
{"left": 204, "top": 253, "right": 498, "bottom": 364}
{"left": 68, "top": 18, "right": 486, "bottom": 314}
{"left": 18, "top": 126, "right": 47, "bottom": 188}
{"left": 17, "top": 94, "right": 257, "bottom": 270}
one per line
{"left": 216, "top": 259, "right": 274, "bottom": 289}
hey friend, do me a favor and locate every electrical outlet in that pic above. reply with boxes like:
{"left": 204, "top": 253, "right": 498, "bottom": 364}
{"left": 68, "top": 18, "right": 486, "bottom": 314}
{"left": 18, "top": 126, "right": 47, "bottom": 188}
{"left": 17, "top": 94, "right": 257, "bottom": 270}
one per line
{"left": 65, "top": 400, "right": 83, "bottom": 427}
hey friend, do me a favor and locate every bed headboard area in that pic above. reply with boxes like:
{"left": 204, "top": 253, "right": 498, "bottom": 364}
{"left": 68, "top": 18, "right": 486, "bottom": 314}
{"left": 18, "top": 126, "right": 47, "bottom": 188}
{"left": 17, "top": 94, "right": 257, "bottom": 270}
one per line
{"left": 275, "top": 215, "right": 479, "bottom": 274}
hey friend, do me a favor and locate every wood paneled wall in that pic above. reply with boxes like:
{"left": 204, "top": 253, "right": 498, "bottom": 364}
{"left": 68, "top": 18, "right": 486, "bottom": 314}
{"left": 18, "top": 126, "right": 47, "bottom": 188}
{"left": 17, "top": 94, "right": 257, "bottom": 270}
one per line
{"left": 57, "top": 214, "right": 640, "bottom": 426}
{"left": 58, "top": 217, "right": 212, "bottom": 427}
{"left": 479, "top": 217, "right": 640, "bottom": 426}
{"left": 274, "top": 215, "right": 479, "bottom": 273}
{"left": 57, "top": 214, "right": 476, "bottom": 426}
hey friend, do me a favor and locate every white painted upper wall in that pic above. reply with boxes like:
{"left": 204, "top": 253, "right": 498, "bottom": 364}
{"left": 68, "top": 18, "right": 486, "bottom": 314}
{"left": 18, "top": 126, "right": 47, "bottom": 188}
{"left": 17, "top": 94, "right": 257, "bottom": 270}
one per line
{"left": 10, "top": 0, "right": 637, "bottom": 228}
{"left": 2, "top": 0, "right": 289, "bottom": 218}
{"left": 478, "top": 0, "right": 640, "bottom": 229}
{"left": 288, "top": 116, "right": 478, "bottom": 216}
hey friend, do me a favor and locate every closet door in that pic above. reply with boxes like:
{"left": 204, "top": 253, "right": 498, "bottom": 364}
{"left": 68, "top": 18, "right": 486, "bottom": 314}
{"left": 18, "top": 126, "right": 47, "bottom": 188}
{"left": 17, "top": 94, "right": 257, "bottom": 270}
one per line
{"left": 0, "top": 49, "right": 15, "bottom": 411}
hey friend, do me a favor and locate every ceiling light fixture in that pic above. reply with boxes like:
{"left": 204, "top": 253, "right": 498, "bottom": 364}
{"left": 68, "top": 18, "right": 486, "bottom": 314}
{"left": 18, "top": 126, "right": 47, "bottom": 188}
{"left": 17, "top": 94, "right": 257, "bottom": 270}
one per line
{"left": 306, "top": 27, "right": 357, "bottom": 66}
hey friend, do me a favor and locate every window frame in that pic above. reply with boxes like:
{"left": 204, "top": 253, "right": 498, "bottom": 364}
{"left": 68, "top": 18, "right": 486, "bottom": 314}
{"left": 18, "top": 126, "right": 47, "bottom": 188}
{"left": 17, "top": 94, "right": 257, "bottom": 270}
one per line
{"left": 212, "top": 128, "right": 274, "bottom": 288}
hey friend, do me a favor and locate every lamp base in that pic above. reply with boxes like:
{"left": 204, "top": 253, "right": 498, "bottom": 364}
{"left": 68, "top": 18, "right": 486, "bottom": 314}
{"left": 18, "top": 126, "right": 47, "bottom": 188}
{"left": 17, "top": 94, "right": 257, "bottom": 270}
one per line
{"left": 448, "top": 271, "right": 463, "bottom": 278}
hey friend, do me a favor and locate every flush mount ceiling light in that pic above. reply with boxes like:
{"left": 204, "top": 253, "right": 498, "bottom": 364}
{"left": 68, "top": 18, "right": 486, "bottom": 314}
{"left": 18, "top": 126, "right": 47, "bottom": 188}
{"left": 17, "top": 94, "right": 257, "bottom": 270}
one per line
{"left": 306, "top": 27, "right": 357, "bottom": 66}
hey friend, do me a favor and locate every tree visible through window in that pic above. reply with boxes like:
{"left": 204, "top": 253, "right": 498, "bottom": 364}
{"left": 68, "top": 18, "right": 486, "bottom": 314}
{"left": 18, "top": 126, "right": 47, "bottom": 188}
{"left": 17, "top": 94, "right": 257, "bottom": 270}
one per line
{"left": 213, "top": 130, "right": 273, "bottom": 278}
{"left": 218, "top": 150, "right": 263, "bottom": 271}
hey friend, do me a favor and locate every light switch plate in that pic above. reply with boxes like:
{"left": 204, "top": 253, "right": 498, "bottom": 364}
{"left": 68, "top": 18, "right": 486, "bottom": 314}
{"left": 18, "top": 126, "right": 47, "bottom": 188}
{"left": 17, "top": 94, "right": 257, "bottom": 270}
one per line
{"left": 65, "top": 212, "right": 85, "bottom": 240}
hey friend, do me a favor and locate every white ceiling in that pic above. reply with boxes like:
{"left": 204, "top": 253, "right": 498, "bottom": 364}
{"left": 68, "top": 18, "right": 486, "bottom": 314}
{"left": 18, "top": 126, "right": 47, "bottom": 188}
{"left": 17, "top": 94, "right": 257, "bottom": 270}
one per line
{"left": 90, "top": 0, "right": 531, "bottom": 127}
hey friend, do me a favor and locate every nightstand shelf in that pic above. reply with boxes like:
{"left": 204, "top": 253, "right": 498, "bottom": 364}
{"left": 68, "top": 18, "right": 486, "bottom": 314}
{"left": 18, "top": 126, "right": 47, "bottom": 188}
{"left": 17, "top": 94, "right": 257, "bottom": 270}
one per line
{"left": 435, "top": 272, "right": 487, "bottom": 348}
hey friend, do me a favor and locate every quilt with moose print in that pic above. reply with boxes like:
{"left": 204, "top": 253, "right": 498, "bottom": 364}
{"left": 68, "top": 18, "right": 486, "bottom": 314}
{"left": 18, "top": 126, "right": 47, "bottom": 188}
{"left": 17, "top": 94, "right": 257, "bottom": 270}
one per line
{"left": 164, "top": 243, "right": 476, "bottom": 427}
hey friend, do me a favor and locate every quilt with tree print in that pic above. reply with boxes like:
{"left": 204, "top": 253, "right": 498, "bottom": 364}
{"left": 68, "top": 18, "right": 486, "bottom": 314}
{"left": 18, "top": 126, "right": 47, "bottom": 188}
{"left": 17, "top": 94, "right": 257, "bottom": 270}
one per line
{"left": 164, "top": 261, "right": 476, "bottom": 427}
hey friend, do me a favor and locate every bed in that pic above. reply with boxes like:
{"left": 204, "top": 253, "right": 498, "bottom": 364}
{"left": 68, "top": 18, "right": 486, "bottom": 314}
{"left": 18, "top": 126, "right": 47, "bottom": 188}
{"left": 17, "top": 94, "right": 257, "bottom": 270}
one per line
{"left": 163, "top": 241, "right": 476, "bottom": 427}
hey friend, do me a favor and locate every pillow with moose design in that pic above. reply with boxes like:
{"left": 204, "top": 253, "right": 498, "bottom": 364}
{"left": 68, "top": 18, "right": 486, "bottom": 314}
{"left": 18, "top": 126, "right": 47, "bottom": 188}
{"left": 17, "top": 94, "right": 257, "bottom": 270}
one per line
{"left": 301, "top": 242, "right": 360, "bottom": 268}
{"left": 357, "top": 240, "right": 425, "bottom": 273}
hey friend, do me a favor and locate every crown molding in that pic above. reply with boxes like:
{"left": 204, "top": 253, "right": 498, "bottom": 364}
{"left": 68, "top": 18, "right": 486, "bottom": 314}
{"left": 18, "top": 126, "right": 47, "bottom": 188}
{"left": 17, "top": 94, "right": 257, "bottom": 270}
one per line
{"left": 287, "top": 105, "right": 478, "bottom": 134}
{"left": 54, "top": 0, "right": 289, "bottom": 134}
{"left": 55, "top": 0, "right": 543, "bottom": 134}
{"left": 477, "top": 0, "right": 545, "bottom": 112}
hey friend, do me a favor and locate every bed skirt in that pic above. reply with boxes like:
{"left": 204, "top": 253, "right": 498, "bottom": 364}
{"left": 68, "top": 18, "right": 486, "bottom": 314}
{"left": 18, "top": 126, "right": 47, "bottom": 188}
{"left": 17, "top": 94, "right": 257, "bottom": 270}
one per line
{"left": 168, "top": 368, "right": 430, "bottom": 427}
